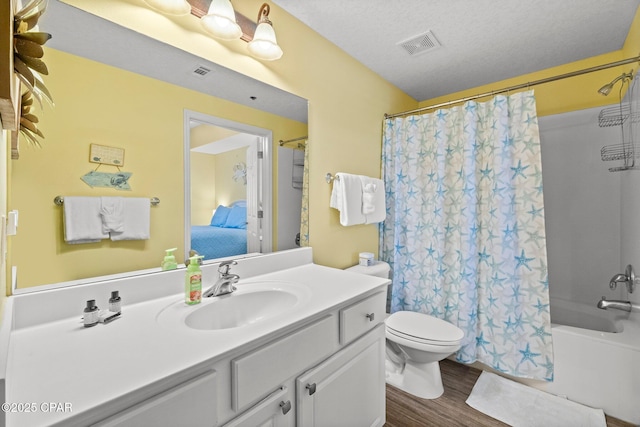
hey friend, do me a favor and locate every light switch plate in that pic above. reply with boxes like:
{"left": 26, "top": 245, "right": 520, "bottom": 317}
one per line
{"left": 7, "top": 210, "right": 18, "bottom": 235}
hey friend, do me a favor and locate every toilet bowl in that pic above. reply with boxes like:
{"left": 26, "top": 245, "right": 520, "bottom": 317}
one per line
{"left": 345, "top": 262, "right": 465, "bottom": 399}
{"left": 385, "top": 311, "right": 464, "bottom": 399}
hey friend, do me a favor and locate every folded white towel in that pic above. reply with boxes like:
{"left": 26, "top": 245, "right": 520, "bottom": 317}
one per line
{"left": 360, "top": 177, "right": 386, "bottom": 224}
{"left": 110, "top": 198, "right": 150, "bottom": 241}
{"left": 100, "top": 197, "right": 124, "bottom": 233}
{"left": 362, "top": 182, "right": 377, "bottom": 215}
{"left": 329, "top": 174, "right": 343, "bottom": 211}
{"left": 330, "top": 173, "right": 366, "bottom": 226}
{"left": 63, "top": 197, "right": 109, "bottom": 244}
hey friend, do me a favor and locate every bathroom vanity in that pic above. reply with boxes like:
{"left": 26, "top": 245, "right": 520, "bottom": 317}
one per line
{"left": 0, "top": 248, "right": 389, "bottom": 427}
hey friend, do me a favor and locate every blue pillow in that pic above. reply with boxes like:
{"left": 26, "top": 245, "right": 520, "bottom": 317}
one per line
{"left": 210, "top": 205, "right": 231, "bottom": 227}
{"left": 224, "top": 206, "right": 247, "bottom": 229}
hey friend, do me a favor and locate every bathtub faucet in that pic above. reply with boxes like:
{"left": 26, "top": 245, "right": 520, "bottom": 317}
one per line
{"left": 597, "top": 297, "right": 633, "bottom": 312}
{"left": 608, "top": 264, "right": 637, "bottom": 293}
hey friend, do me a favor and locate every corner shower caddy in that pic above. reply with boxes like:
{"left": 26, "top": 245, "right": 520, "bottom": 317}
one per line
{"left": 600, "top": 74, "right": 640, "bottom": 171}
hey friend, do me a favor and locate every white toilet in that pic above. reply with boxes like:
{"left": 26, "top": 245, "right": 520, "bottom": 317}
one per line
{"left": 346, "top": 262, "right": 465, "bottom": 400}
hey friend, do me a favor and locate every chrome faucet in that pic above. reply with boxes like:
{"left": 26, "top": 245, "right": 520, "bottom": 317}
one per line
{"left": 203, "top": 260, "right": 240, "bottom": 298}
{"left": 597, "top": 296, "right": 633, "bottom": 312}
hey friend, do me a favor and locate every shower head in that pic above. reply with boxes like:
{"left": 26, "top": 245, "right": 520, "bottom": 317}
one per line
{"left": 598, "top": 71, "right": 634, "bottom": 96}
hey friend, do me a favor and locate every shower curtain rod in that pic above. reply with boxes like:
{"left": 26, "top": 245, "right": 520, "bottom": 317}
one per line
{"left": 279, "top": 136, "right": 308, "bottom": 146}
{"left": 385, "top": 54, "right": 640, "bottom": 119}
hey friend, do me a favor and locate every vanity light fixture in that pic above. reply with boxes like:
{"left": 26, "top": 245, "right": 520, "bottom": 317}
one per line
{"left": 143, "top": 0, "right": 284, "bottom": 61}
{"left": 247, "top": 3, "right": 283, "bottom": 61}
{"left": 201, "top": 0, "right": 243, "bottom": 40}
{"left": 142, "top": 0, "right": 191, "bottom": 16}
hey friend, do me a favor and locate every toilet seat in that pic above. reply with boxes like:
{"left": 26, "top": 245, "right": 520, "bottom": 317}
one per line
{"left": 385, "top": 311, "right": 464, "bottom": 345}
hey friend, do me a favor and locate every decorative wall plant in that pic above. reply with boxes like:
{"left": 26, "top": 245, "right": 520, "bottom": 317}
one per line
{"left": 13, "top": 0, "right": 53, "bottom": 147}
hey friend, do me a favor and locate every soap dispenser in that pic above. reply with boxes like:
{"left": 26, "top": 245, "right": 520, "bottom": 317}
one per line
{"left": 161, "top": 248, "right": 178, "bottom": 271}
{"left": 185, "top": 254, "right": 204, "bottom": 305}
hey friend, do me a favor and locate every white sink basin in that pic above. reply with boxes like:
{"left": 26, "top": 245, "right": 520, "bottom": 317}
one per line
{"left": 186, "top": 289, "right": 298, "bottom": 330}
{"left": 157, "top": 281, "right": 311, "bottom": 331}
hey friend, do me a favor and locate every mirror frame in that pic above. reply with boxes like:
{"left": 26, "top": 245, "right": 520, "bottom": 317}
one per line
{"left": 183, "top": 109, "right": 273, "bottom": 261}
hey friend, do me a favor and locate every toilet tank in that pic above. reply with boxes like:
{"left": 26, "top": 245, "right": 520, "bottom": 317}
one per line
{"left": 345, "top": 261, "right": 390, "bottom": 278}
{"left": 345, "top": 261, "right": 391, "bottom": 312}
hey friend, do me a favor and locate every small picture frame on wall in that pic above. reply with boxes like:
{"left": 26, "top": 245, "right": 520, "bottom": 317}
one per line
{"left": 89, "top": 144, "right": 125, "bottom": 166}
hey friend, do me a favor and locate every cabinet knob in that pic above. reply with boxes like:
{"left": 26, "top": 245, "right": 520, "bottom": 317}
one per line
{"left": 279, "top": 400, "right": 292, "bottom": 415}
{"left": 306, "top": 383, "right": 317, "bottom": 395}
{"left": 365, "top": 313, "right": 375, "bottom": 321}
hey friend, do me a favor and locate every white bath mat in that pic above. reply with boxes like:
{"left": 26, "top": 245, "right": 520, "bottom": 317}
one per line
{"left": 466, "top": 371, "right": 606, "bottom": 427}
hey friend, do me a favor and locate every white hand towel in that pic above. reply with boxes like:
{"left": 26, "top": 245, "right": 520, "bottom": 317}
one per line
{"left": 360, "top": 177, "right": 386, "bottom": 224}
{"left": 330, "top": 173, "right": 366, "bottom": 226}
{"left": 110, "top": 198, "right": 151, "bottom": 241}
{"left": 362, "top": 182, "right": 377, "bottom": 215}
{"left": 329, "top": 174, "right": 344, "bottom": 212}
{"left": 63, "top": 197, "right": 109, "bottom": 244}
{"left": 100, "top": 197, "right": 124, "bottom": 233}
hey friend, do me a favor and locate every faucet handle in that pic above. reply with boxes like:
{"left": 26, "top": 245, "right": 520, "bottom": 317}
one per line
{"left": 218, "top": 260, "right": 238, "bottom": 275}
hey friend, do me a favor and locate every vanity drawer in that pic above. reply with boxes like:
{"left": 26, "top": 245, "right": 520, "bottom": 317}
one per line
{"left": 92, "top": 369, "right": 217, "bottom": 427}
{"left": 231, "top": 315, "right": 338, "bottom": 412}
{"left": 340, "top": 291, "right": 386, "bottom": 344}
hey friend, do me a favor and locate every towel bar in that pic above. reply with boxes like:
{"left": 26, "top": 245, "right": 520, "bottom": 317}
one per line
{"left": 326, "top": 173, "right": 340, "bottom": 183}
{"left": 54, "top": 196, "right": 160, "bottom": 206}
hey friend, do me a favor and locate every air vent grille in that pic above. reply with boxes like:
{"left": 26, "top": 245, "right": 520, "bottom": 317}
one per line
{"left": 191, "top": 65, "right": 212, "bottom": 78}
{"left": 398, "top": 31, "right": 441, "bottom": 56}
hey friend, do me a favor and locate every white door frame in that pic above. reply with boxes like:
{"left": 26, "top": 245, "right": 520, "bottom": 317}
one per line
{"left": 183, "top": 109, "right": 273, "bottom": 261}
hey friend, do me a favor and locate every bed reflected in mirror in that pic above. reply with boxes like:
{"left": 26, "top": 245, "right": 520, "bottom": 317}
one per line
{"left": 186, "top": 113, "right": 268, "bottom": 261}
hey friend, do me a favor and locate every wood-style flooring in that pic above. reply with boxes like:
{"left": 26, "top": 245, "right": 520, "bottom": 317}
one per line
{"left": 385, "top": 359, "right": 635, "bottom": 427}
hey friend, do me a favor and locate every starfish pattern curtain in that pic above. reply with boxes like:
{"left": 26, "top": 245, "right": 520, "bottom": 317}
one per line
{"left": 381, "top": 90, "right": 553, "bottom": 380}
{"left": 299, "top": 140, "right": 310, "bottom": 246}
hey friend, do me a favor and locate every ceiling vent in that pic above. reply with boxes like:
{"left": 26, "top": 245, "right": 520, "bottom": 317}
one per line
{"left": 190, "top": 65, "right": 213, "bottom": 78}
{"left": 398, "top": 31, "right": 441, "bottom": 56}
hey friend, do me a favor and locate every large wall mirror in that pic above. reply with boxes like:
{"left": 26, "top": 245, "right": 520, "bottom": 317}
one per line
{"left": 9, "top": 1, "right": 308, "bottom": 290}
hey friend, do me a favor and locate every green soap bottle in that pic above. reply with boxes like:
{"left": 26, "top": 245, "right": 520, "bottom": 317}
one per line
{"left": 185, "top": 254, "right": 204, "bottom": 305}
{"left": 161, "top": 248, "right": 178, "bottom": 271}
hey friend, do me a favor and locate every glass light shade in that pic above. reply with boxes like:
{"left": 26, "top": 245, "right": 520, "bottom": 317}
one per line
{"left": 201, "top": 0, "right": 242, "bottom": 40}
{"left": 142, "top": 0, "right": 191, "bottom": 16}
{"left": 247, "top": 22, "right": 283, "bottom": 61}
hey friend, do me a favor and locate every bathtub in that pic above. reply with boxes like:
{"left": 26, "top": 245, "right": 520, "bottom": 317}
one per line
{"left": 528, "top": 297, "right": 640, "bottom": 424}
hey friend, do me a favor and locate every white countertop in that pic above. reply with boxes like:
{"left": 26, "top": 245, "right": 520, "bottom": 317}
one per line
{"left": 3, "top": 249, "right": 389, "bottom": 426}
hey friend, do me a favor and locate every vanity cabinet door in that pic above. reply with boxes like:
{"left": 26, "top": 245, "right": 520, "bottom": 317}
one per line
{"left": 296, "top": 325, "right": 385, "bottom": 427}
{"left": 223, "top": 386, "right": 293, "bottom": 427}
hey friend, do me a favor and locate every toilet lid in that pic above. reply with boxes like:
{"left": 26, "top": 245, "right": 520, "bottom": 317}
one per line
{"left": 386, "top": 311, "right": 464, "bottom": 343}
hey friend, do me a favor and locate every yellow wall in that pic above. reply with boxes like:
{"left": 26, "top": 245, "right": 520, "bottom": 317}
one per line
{"left": 190, "top": 147, "right": 248, "bottom": 227}
{"left": 190, "top": 151, "right": 217, "bottom": 225}
{"left": 190, "top": 125, "right": 238, "bottom": 225}
{"left": 214, "top": 147, "right": 247, "bottom": 207}
{"left": 9, "top": 48, "right": 307, "bottom": 288}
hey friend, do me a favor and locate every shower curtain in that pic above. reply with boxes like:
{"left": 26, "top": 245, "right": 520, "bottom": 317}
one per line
{"left": 299, "top": 140, "right": 310, "bottom": 246}
{"left": 381, "top": 90, "right": 553, "bottom": 381}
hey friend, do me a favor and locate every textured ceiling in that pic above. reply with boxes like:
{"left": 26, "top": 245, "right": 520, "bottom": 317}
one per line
{"left": 271, "top": 0, "right": 640, "bottom": 102}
